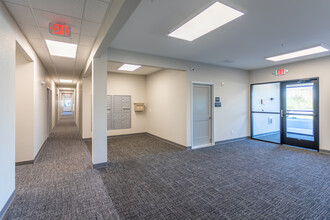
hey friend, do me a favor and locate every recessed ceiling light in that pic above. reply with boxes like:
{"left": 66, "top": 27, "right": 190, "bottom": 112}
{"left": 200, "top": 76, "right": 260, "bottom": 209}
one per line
{"left": 168, "top": 2, "right": 244, "bottom": 41}
{"left": 118, "top": 64, "right": 141, "bottom": 71}
{"left": 45, "top": 40, "right": 77, "bottom": 58}
{"left": 60, "top": 79, "right": 73, "bottom": 83}
{"left": 266, "top": 46, "right": 329, "bottom": 62}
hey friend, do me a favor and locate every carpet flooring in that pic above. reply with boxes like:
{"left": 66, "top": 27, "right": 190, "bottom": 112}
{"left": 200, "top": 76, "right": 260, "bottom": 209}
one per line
{"left": 3, "top": 117, "right": 119, "bottom": 220}
{"left": 4, "top": 116, "right": 330, "bottom": 220}
{"left": 86, "top": 135, "right": 330, "bottom": 220}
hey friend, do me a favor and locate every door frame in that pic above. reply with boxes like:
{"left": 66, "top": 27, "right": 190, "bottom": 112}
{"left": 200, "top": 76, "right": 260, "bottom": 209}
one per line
{"left": 191, "top": 81, "right": 215, "bottom": 149}
{"left": 280, "top": 79, "right": 319, "bottom": 150}
{"left": 250, "top": 77, "right": 319, "bottom": 151}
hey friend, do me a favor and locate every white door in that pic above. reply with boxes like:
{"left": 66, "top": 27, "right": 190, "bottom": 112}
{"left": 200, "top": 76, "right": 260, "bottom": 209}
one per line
{"left": 193, "top": 84, "right": 212, "bottom": 147}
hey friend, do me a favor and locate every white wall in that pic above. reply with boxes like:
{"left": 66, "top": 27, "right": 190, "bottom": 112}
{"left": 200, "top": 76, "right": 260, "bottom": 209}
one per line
{"left": 15, "top": 48, "right": 34, "bottom": 162}
{"left": 107, "top": 48, "right": 250, "bottom": 147}
{"left": 107, "top": 72, "right": 147, "bottom": 136}
{"left": 146, "top": 69, "right": 187, "bottom": 146}
{"left": 0, "top": 1, "right": 54, "bottom": 215}
{"left": 250, "top": 56, "right": 330, "bottom": 151}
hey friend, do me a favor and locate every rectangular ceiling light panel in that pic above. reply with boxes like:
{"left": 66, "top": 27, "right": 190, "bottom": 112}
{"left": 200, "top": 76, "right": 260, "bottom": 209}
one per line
{"left": 45, "top": 40, "right": 77, "bottom": 58}
{"left": 60, "top": 79, "right": 73, "bottom": 83}
{"left": 118, "top": 64, "right": 141, "bottom": 71}
{"left": 168, "top": 2, "right": 244, "bottom": 41}
{"left": 266, "top": 46, "right": 329, "bottom": 62}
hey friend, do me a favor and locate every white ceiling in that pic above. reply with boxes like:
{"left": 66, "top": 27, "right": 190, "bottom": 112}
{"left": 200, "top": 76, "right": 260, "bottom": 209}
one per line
{"left": 3, "top": 0, "right": 111, "bottom": 86}
{"left": 110, "top": 0, "right": 330, "bottom": 70}
{"left": 107, "top": 61, "right": 162, "bottom": 75}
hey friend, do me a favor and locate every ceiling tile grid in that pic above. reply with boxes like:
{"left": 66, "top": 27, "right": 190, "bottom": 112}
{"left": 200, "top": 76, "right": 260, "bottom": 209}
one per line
{"left": 3, "top": 0, "right": 110, "bottom": 86}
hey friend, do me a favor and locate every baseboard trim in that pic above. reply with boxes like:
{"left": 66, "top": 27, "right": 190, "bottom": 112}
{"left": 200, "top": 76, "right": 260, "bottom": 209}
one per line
{"left": 0, "top": 190, "right": 15, "bottom": 220}
{"left": 320, "top": 149, "right": 330, "bottom": 155}
{"left": 83, "top": 133, "right": 148, "bottom": 142}
{"left": 83, "top": 132, "right": 188, "bottom": 150}
{"left": 108, "top": 132, "right": 148, "bottom": 139}
{"left": 146, "top": 133, "right": 187, "bottom": 150}
{"left": 34, "top": 138, "right": 48, "bottom": 162}
{"left": 93, "top": 162, "right": 108, "bottom": 169}
{"left": 15, "top": 160, "right": 34, "bottom": 166}
{"left": 215, "top": 136, "right": 250, "bottom": 145}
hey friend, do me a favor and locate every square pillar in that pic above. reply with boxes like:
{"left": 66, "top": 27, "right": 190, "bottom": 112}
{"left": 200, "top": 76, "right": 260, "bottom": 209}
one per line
{"left": 92, "top": 53, "right": 108, "bottom": 169}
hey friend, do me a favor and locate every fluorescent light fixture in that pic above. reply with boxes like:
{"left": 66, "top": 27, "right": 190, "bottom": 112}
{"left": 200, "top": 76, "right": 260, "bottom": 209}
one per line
{"left": 45, "top": 40, "right": 77, "bottom": 58}
{"left": 266, "top": 46, "right": 329, "bottom": 62}
{"left": 168, "top": 2, "right": 244, "bottom": 41}
{"left": 60, "top": 79, "right": 72, "bottom": 83}
{"left": 118, "top": 64, "right": 141, "bottom": 71}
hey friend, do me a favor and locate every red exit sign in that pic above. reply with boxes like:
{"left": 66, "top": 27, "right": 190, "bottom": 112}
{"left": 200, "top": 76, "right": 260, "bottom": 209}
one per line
{"left": 273, "top": 68, "right": 288, "bottom": 76}
{"left": 49, "top": 22, "right": 71, "bottom": 37}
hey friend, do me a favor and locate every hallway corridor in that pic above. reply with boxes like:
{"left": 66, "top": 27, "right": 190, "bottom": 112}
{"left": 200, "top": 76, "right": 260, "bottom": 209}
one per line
{"left": 4, "top": 117, "right": 119, "bottom": 220}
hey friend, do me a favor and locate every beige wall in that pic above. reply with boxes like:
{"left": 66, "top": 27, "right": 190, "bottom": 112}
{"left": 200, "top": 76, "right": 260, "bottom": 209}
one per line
{"left": 249, "top": 56, "right": 330, "bottom": 151}
{"left": 51, "top": 81, "right": 57, "bottom": 130}
{"left": 15, "top": 49, "right": 34, "bottom": 162}
{"left": 107, "top": 48, "right": 250, "bottom": 147}
{"left": 0, "top": 1, "right": 54, "bottom": 213}
{"left": 82, "top": 74, "right": 92, "bottom": 139}
{"left": 187, "top": 65, "right": 250, "bottom": 146}
{"left": 33, "top": 55, "right": 53, "bottom": 157}
{"left": 107, "top": 72, "right": 147, "bottom": 136}
{"left": 146, "top": 69, "right": 187, "bottom": 146}
{"left": 76, "top": 81, "right": 83, "bottom": 134}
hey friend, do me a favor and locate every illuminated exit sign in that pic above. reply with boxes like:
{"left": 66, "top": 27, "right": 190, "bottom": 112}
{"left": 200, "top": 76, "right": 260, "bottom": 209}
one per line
{"left": 49, "top": 22, "right": 71, "bottom": 37}
{"left": 273, "top": 68, "right": 288, "bottom": 76}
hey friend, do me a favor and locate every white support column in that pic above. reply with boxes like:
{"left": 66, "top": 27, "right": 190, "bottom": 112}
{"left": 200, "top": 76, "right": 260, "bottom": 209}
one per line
{"left": 92, "top": 52, "right": 108, "bottom": 169}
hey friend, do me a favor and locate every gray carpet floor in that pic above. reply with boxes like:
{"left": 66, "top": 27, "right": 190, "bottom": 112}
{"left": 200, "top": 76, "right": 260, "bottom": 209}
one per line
{"left": 4, "top": 116, "right": 330, "bottom": 220}
{"left": 4, "top": 116, "right": 119, "bottom": 220}
{"left": 86, "top": 135, "right": 330, "bottom": 220}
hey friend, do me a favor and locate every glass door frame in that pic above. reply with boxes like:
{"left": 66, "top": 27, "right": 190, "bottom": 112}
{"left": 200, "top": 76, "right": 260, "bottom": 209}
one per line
{"left": 280, "top": 79, "right": 319, "bottom": 150}
{"left": 250, "top": 78, "right": 319, "bottom": 151}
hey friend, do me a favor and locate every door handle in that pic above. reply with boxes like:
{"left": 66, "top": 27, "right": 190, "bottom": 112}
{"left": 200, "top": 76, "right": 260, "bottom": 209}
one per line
{"left": 281, "top": 110, "right": 284, "bottom": 117}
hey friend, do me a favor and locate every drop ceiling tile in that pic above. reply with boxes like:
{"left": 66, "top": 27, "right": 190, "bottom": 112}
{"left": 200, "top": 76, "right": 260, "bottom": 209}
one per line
{"left": 29, "top": 38, "right": 47, "bottom": 51}
{"left": 34, "top": 9, "right": 82, "bottom": 34}
{"left": 5, "top": 2, "right": 35, "bottom": 25}
{"left": 52, "top": 56, "right": 75, "bottom": 67}
{"left": 76, "top": 45, "right": 91, "bottom": 60}
{"left": 79, "top": 35, "right": 95, "bottom": 47}
{"left": 20, "top": 25, "right": 42, "bottom": 39}
{"left": 40, "top": 27, "right": 79, "bottom": 44}
{"left": 30, "top": 0, "right": 84, "bottom": 19}
{"left": 4, "top": 0, "right": 28, "bottom": 7}
{"left": 81, "top": 20, "right": 101, "bottom": 37}
{"left": 83, "top": 0, "right": 108, "bottom": 23}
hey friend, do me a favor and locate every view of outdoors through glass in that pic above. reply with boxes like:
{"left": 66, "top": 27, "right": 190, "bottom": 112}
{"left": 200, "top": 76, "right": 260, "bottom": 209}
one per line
{"left": 286, "top": 83, "right": 314, "bottom": 141}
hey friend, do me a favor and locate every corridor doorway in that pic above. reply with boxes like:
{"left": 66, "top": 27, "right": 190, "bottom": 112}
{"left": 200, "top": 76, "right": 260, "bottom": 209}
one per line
{"left": 62, "top": 93, "right": 73, "bottom": 116}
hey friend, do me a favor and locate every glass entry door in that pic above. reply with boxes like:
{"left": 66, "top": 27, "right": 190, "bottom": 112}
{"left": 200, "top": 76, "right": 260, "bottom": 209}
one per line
{"left": 251, "top": 79, "right": 319, "bottom": 151}
{"left": 281, "top": 80, "right": 319, "bottom": 150}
